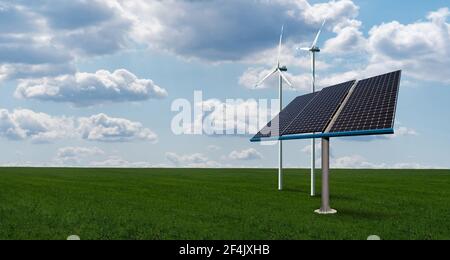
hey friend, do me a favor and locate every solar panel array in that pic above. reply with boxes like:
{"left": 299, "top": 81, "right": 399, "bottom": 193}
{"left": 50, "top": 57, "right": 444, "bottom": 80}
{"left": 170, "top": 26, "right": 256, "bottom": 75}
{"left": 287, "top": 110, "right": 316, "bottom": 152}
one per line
{"left": 254, "top": 93, "right": 317, "bottom": 138}
{"left": 252, "top": 70, "right": 401, "bottom": 141}
{"left": 282, "top": 80, "right": 355, "bottom": 136}
{"left": 330, "top": 71, "right": 401, "bottom": 133}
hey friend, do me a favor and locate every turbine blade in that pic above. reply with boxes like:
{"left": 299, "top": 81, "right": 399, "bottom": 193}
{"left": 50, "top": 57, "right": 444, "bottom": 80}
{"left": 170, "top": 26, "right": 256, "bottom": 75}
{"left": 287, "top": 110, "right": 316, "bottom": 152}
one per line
{"left": 255, "top": 68, "right": 278, "bottom": 87}
{"left": 278, "top": 25, "right": 284, "bottom": 65}
{"left": 299, "top": 47, "right": 311, "bottom": 51}
{"left": 279, "top": 70, "right": 293, "bottom": 87}
{"left": 311, "top": 20, "right": 326, "bottom": 48}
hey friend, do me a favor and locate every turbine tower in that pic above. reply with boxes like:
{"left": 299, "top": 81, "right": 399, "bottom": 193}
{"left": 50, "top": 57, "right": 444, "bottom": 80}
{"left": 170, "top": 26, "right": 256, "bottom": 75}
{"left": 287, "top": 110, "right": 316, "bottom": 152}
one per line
{"left": 299, "top": 20, "right": 326, "bottom": 197}
{"left": 255, "top": 25, "right": 292, "bottom": 191}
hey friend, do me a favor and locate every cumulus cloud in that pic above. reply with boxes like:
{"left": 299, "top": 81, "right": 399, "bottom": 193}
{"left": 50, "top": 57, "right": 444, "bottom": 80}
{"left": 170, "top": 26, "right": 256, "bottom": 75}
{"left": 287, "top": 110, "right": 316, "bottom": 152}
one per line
{"left": 0, "top": 0, "right": 360, "bottom": 74}
{"left": 182, "top": 98, "right": 277, "bottom": 136}
{"left": 323, "top": 20, "right": 367, "bottom": 54}
{"left": 0, "top": 0, "right": 133, "bottom": 80}
{"left": 166, "top": 152, "right": 221, "bottom": 168}
{"left": 78, "top": 113, "right": 158, "bottom": 143}
{"left": 392, "top": 126, "right": 418, "bottom": 138}
{"left": 0, "top": 108, "right": 75, "bottom": 143}
{"left": 242, "top": 6, "right": 450, "bottom": 92}
{"left": 229, "top": 148, "right": 263, "bottom": 161}
{"left": 89, "top": 156, "right": 153, "bottom": 168}
{"left": 55, "top": 146, "right": 104, "bottom": 164}
{"left": 118, "top": 0, "right": 359, "bottom": 62}
{"left": 54, "top": 147, "right": 155, "bottom": 168}
{"left": 391, "top": 163, "right": 441, "bottom": 170}
{"left": 0, "top": 108, "right": 158, "bottom": 143}
{"left": 366, "top": 8, "right": 450, "bottom": 83}
{"left": 15, "top": 69, "right": 168, "bottom": 106}
{"left": 332, "top": 154, "right": 442, "bottom": 169}
{"left": 332, "top": 155, "right": 386, "bottom": 169}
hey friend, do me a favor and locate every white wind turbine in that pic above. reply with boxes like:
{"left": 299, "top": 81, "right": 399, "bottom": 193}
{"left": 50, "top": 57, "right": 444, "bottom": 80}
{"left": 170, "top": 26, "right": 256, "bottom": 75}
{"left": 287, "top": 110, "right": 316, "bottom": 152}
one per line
{"left": 255, "top": 25, "right": 293, "bottom": 191}
{"left": 298, "top": 20, "right": 326, "bottom": 197}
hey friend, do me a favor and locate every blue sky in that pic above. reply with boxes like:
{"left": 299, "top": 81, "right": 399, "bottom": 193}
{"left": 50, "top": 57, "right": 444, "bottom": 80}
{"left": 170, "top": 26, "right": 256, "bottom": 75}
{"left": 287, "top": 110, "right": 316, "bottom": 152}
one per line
{"left": 0, "top": 0, "right": 449, "bottom": 169}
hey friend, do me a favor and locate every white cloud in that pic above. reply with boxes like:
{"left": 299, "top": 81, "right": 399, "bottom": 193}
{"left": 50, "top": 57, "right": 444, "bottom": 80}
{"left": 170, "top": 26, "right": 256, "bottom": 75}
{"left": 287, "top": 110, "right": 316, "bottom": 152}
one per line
{"left": 15, "top": 69, "right": 168, "bottom": 106}
{"left": 323, "top": 20, "right": 367, "bottom": 54}
{"left": 55, "top": 146, "right": 104, "bottom": 164}
{"left": 89, "top": 156, "right": 152, "bottom": 168}
{"left": 243, "top": 6, "right": 450, "bottom": 93}
{"left": 366, "top": 8, "right": 450, "bottom": 83}
{"left": 0, "top": 108, "right": 158, "bottom": 144}
{"left": 229, "top": 148, "right": 263, "bottom": 161}
{"left": 302, "top": 0, "right": 359, "bottom": 25}
{"left": 321, "top": 7, "right": 450, "bottom": 85}
{"left": 391, "top": 163, "right": 440, "bottom": 170}
{"left": 0, "top": 108, "right": 75, "bottom": 143}
{"left": 332, "top": 155, "right": 386, "bottom": 169}
{"left": 118, "top": 0, "right": 359, "bottom": 62}
{"left": 166, "top": 152, "right": 221, "bottom": 168}
{"left": 78, "top": 113, "right": 158, "bottom": 143}
{"left": 0, "top": 0, "right": 133, "bottom": 80}
{"left": 391, "top": 126, "right": 419, "bottom": 138}
{"left": 183, "top": 98, "right": 276, "bottom": 136}
{"left": 331, "top": 154, "right": 443, "bottom": 169}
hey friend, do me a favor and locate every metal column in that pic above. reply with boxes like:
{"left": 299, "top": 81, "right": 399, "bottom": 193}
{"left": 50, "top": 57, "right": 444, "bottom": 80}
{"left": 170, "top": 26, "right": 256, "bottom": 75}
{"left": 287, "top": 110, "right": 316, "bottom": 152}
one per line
{"left": 311, "top": 51, "right": 316, "bottom": 197}
{"left": 278, "top": 74, "right": 283, "bottom": 191}
{"left": 315, "top": 137, "right": 337, "bottom": 214}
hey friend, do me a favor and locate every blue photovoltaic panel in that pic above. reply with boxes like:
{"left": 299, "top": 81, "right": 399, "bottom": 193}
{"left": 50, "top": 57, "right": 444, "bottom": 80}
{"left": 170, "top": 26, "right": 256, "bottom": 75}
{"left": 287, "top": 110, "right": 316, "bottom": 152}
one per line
{"left": 281, "top": 80, "right": 355, "bottom": 135}
{"left": 331, "top": 71, "right": 401, "bottom": 133}
{"left": 251, "top": 71, "right": 401, "bottom": 142}
{"left": 253, "top": 93, "right": 318, "bottom": 138}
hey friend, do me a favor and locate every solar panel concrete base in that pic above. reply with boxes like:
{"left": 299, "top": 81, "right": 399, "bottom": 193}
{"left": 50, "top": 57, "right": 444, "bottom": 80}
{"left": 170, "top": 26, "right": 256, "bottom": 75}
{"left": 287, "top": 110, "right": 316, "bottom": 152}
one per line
{"left": 315, "top": 209, "right": 338, "bottom": 215}
{"left": 315, "top": 137, "right": 337, "bottom": 215}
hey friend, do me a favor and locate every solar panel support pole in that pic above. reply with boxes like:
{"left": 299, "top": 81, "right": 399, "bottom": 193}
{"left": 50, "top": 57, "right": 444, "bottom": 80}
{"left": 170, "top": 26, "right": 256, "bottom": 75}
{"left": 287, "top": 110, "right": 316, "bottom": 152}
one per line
{"left": 278, "top": 73, "right": 283, "bottom": 191}
{"left": 315, "top": 137, "right": 337, "bottom": 214}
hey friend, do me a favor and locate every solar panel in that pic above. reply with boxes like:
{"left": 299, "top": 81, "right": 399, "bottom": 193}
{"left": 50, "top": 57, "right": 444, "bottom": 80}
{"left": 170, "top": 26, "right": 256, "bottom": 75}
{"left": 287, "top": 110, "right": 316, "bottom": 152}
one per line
{"left": 254, "top": 93, "right": 318, "bottom": 138}
{"left": 251, "top": 71, "right": 401, "bottom": 142}
{"left": 282, "top": 80, "right": 355, "bottom": 135}
{"left": 330, "top": 71, "right": 401, "bottom": 133}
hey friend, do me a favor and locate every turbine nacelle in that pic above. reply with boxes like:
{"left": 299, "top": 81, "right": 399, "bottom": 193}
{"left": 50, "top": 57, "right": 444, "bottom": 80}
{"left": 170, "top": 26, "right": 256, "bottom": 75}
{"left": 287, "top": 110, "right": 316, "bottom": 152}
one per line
{"left": 310, "top": 47, "right": 321, "bottom": 53}
{"left": 279, "top": 66, "right": 288, "bottom": 72}
{"left": 298, "top": 47, "right": 321, "bottom": 53}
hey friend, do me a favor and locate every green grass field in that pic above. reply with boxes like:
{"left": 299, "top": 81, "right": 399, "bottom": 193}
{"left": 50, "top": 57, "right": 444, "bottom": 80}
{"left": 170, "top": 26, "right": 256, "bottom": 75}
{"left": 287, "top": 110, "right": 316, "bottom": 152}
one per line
{"left": 0, "top": 168, "right": 449, "bottom": 240}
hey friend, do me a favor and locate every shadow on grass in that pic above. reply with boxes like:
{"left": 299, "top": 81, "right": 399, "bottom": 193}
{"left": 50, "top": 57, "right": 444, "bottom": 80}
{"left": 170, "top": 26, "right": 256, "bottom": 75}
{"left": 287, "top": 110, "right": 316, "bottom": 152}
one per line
{"left": 331, "top": 194, "right": 358, "bottom": 201}
{"left": 282, "top": 188, "right": 311, "bottom": 195}
{"left": 337, "top": 208, "right": 394, "bottom": 220}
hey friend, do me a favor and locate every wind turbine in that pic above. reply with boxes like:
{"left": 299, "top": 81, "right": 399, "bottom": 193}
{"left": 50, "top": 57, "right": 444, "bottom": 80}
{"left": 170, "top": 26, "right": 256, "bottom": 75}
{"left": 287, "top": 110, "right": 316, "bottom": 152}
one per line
{"left": 298, "top": 20, "right": 326, "bottom": 197}
{"left": 255, "top": 25, "right": 293, "bottom": 191}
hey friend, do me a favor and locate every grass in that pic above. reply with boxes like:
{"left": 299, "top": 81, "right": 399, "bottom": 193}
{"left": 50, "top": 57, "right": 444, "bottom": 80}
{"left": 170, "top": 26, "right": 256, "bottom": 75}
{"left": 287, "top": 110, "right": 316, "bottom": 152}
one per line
{"left": 0, "top": 167, "right": 449, "bottom": 240}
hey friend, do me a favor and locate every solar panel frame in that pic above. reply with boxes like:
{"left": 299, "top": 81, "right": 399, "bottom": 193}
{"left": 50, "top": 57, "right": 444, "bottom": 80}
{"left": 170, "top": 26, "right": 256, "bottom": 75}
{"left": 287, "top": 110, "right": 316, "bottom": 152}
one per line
{"left": 330, "top": 71, "right": 401, "bottom": 133}
{"left": 281, "top": 80, "right": 355, "bottom": 136}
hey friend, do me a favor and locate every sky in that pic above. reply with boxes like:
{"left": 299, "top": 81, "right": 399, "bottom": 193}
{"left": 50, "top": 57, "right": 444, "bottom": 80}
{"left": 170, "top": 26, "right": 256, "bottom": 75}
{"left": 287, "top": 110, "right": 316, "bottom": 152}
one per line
{"left": 0, "top": 0, "right": 449, "bottom": 169}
